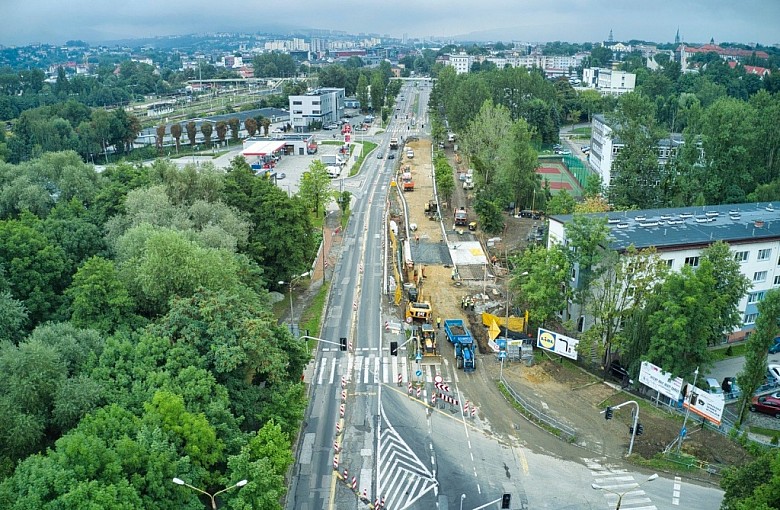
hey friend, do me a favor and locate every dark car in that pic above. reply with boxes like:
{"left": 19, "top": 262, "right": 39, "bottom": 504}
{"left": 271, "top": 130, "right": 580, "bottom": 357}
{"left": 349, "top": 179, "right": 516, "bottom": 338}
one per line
{"left": 769, "top": 338, "right": 780, "bottom": 354}
{"left": 608, "top": 360, "right": 631, "bottom": 386}
{"left": 750, "top": 395, "right": 780, "bottom": 418}
{"left": 388, "top": 153, "right": 395, "bottom": 159}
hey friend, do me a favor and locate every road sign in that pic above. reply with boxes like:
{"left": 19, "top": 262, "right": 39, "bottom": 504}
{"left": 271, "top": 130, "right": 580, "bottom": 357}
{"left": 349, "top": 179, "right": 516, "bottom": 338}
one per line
{"left": 682, "top": 383, "right": 724, "bottom": 426}
{"left": 415, "top": 370, "right": 422, "bottom": 377}
{"left": 406, "top": 316, "right": 412, "bottom": 324}
{"left": 498, "top": 351, "right": 507, "bottom": 360}
{"left": 434, "top": 375, "right": 443, "bottom": 384}
{"left": 680, "top": 426, "right": 687, "bottom": 438}
{"left": 416, "top": 352, "right": 422, "bottom": 362}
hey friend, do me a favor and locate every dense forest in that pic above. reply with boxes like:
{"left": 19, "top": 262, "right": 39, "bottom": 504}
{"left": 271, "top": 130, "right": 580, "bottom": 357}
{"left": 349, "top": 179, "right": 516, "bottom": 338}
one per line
{"left": 0, "top": 153, "right": 317, "bottom": 508}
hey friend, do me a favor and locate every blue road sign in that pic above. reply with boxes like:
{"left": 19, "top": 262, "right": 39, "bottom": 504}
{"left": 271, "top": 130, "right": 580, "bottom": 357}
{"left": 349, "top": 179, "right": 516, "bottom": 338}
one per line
{"left": 416, "top": 352, "right": 422, "bottom": 361}
{"left": 680, "top": 426, "right": 687, "bottom": 438}
{"left": 498, "top": 351, "right": 507, "bottom": 359}
{"left": 416, "top": 370, "right": 423, "bottom": 377}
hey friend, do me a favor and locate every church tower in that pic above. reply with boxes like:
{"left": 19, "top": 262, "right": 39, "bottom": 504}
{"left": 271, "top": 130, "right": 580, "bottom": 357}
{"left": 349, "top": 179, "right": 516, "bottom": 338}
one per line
{"left": 675, "top": 27, "right": 680, "bottom": 45}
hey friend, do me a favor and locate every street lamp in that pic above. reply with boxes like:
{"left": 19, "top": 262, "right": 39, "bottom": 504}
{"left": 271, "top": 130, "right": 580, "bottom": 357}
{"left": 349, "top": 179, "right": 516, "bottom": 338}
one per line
{"left": 279, "top": 272, "right": 310, "bottom": 331}
{"left": 460, "top": 493, "right": 466, "bottom": 510}
{"left": 172, "top": 478, "right": 248, "bottom": 509}
{"left": 592, "top": 473, "right": 658, "bottom": 510}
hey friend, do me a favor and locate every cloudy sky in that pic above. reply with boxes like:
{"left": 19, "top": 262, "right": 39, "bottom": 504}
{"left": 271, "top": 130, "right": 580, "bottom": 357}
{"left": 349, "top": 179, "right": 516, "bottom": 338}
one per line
{"left": 1, "top": 0, "right": 778, "bottom": 47}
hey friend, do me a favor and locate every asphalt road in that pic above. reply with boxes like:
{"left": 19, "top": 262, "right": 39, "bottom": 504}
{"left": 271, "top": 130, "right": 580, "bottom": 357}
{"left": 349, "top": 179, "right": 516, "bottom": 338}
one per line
{"left": 288, "top": 84, "right": 726, "bottom": 510}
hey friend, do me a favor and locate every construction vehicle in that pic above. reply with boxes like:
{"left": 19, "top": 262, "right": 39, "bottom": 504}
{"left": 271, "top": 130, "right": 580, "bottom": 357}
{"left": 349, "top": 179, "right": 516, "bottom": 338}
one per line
{"left": 454, "top": 207, "right": 468, "bottom": 226}
{"left": 444, "top": 319, "right": 476, "bottom": 372}
{"left": 402, "top": 169, "right": 415, "bottom": 191}
{"left": 405, "top": 289, "right": 432, "bottom": 323}
{"left": 424, "top": 199, "right": 438, "bottom": 219}
{"left": 415, "top": 323, "right": 437, "bottom": 356}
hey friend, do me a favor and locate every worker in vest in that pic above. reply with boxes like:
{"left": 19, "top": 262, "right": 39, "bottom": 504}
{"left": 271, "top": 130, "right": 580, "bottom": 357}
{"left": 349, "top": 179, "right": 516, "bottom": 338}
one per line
{"left": 436, "top": 317, "right": 442, "bottom": 329}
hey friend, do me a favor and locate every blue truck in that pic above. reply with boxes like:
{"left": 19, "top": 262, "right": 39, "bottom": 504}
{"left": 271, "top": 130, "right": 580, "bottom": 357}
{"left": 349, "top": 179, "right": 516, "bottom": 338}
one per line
{"left": 443, "top": 319, "right": 476, "bottom": 372}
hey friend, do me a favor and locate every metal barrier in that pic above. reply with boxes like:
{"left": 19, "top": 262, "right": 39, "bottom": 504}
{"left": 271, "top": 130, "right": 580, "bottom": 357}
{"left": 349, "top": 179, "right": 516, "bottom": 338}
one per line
{"left": 500, "top": 375, "right": 577, "bottom": 442}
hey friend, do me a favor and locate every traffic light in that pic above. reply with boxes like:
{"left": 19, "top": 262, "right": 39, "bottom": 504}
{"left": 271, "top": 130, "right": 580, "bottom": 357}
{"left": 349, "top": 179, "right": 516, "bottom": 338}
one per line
{"left": 629, "top": 425, "right": 634, "bottom": 435}
{"left": 390, "top": 341, "right": 398, "bottom": 356}
{"left": 637, "top": 423, "right": 644, "bottom": 436}
{"left": 339, "top": 337, "right": 347, "bottom": 351}
{"left": 501, "top": 493, "right": 511, "bottom": 509}
{"left": 605, "top": 406, "right": 613, "bottom": 420}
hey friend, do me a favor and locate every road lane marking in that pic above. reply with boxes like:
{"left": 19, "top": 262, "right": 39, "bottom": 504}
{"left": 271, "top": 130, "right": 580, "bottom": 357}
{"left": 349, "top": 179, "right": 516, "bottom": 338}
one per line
{"left": 329, "top": 357, "right": 337, "bottom": 385}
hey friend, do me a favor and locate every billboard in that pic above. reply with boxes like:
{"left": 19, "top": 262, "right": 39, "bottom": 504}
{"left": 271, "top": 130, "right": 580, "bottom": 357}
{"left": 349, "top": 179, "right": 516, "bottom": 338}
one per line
{"left": 536, "top": 328, "right": 579, "bottom": 360}
{"left": 639, "top": 361, "right": 684, "bottom": 401}
{"left": 682, "top": 383, "right": 725, "bottom": 426}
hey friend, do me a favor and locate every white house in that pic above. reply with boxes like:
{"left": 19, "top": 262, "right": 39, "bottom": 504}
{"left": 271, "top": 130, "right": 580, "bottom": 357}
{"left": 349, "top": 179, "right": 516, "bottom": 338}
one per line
{"left": 288, "top": 88, "right": 345, "bottom": 131}
{"left": 548, "top": 202, "right": 780, "bottom": 340}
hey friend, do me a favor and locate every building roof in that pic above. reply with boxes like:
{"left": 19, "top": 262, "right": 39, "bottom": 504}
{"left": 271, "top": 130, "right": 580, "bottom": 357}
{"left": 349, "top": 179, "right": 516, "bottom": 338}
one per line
{"left": 551, "top": 202, "right": 780, "bottom": 252}
{"left": 241, "top": 140, "right": 286, "bottom": 157}
{"left": 677, "top": 43, "right": 769, "bottom": 60}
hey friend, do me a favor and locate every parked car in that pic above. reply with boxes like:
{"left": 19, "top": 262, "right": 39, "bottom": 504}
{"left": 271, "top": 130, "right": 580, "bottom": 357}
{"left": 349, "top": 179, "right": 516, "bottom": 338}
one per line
{"left": 769, "top": 337, "right": 780, "bottom": 354}
{"left": 721, "top": 377, "right": 741, "bottom": 399}
{"left": 388, "top": 153, "right": 395, "bottom": 159}
{"left": 703, "top": 377, "right": 724, "bottom": 397}
{"left": 276, "top": 172, "right": 286, "bottom": 180}
{"left": 377, "top": 152, "right": 383, "bottom": 159}
{"left": 608, "top": 360, "right": 631, "bottom": 385}
{"left": 750, "top": 395, "right": 780, "bottom": 418}
{"left": 768, "top": 364, "right": 780, "bottom": 383}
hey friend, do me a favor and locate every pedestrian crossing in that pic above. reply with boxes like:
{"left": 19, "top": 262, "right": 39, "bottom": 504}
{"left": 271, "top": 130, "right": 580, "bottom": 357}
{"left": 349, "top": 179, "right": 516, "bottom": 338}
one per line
{"left": 377, "top": 405, "right": 438, "bottom": 510}
{"left": 308, "top": 352, "right": 448, "bottom": 386}
{"left": 583, "top": 457, "right": 657, "bottom": 510}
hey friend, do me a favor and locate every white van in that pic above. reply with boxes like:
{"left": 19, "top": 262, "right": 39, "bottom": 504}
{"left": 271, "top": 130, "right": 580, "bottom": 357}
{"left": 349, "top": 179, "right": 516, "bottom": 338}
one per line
{"left": 407, "top": 149, "right": 414, "bottom": 159}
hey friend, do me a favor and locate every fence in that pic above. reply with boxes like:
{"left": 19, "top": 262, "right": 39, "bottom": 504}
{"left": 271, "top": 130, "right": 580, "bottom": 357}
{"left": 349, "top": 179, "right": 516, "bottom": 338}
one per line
{"left": 561, "top": 154, "right": 591, "bottom": 188}
{"left": 500, "top": 375, "right": 577, "bottom": 443}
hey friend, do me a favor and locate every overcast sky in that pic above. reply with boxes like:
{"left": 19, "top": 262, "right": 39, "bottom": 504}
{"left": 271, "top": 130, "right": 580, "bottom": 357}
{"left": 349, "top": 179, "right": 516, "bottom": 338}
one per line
{"left": 1, "top": 0, "right": 778, "bottom": 47}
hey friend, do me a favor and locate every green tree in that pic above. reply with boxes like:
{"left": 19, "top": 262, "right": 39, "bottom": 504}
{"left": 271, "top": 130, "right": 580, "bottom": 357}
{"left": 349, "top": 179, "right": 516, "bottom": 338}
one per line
{"left": 608, "top": 92, "right": 664, "bottom": 209}
{"left": 66, "top": 256, "right": 135, "bottom": 333}
{"left": 170, "top": 123, "right": 182, "bottom": 153}
{"left": 356, "top": 74, "right": 369, "bottom": 113}
{"left": 564, "top": 214, "right": 609, "bottom": 315}
{"left": 244, "top": 118, "right": 258, "bottom": 137}
{"left": 546, "top": 189, "right": 576, "bottom": 215}
{"left": 200, "top": 122, "right": 213, "bottom": 148}
{"left": 298, "top": 160, "right": 333, "bottom": 217}
{"left": 0, "top": 290, "right": 27, "bottom": 342}
{"left": 736, "top": 289, "right": 780, "bottom": 424}
{"left": 185, "top": 121, "right": 197, "bottom": 148}
{"left": 494, "top": 118, "right": 539, "bottom": 210}
{"left": 461, "top": 100, "right": 513, "bottom": 185}
{"left": 215, "top": 120, "right": 228, "bottom": 146}
{"left": 370, "top": 72, "right": 385, "bottom": 112}
{"left": 582, "top": 246, "right": 669, "bottom": 364}
{"left": 0, "top": 215, "right": 67, "bottom": 326}
{"left": 720, "top": 448, "right": 780, "bottom": 510}
{"left": 513, "top": 244, "right": 571, "bottom": 326}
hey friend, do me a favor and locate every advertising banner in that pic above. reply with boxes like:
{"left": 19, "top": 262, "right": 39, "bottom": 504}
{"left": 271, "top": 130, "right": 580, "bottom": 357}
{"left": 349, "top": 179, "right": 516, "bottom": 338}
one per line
{"left": 639, "top": 361, "right": 684, "bottom": 401}
{"left": 682, "top": 383, "right": 725, "bottom": 426}
{"left": 536, "top": 328, "right": 579, "bottom": 360}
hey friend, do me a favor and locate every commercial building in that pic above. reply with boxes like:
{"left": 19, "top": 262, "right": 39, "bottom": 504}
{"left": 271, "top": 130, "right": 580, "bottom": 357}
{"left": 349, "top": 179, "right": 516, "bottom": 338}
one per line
{"left": 288, "top": 88, "right": 345, "bottom": 131}
{"left": 548, "top": 202, "right": 780, "bottom": 339}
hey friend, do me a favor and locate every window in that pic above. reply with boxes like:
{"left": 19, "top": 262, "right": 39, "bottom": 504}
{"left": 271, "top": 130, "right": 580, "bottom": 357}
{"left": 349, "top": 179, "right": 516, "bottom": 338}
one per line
{"left": 734, "top": 251, "right": 749, "bottom": 262}
{"left": 744, "top": 313, "right": 758, "bottom": 325}
{"left": 570, "top": 268, "right": 576, "bottom": 281}
{"left": 292, "top": 100, "right": 302, "bottom": 105}
{"left": 758, "top": 248, "right": 772, "bottom": 261}
{"left": 748, "top": 291, "right": 766, "bottom": 304}
{"left": 774, "top": 275, "right": 780, "bottom": 286}
{"left": 684, "top": 256, "right": 700, "bottom": 267}
{"left": 754, "top": 271, "right": 768, "bottom": 282}
{"left": 665, "top": 259, "right": 674, "bottom": 268}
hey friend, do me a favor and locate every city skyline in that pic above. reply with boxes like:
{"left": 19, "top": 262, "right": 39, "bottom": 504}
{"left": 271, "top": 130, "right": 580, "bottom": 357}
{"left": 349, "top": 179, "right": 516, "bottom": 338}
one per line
{"left": 1, "top": 0, "right": 778, "bottom": 48}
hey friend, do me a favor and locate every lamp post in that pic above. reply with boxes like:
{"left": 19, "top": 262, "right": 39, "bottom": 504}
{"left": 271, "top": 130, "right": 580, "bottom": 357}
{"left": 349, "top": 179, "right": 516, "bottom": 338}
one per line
{"left": 172, "top": 478, "right": 248, "bottom": 510}
{"left": 279, "top": 272, "right": 310, "bottom": 332}
{"left": 592, "top": 473, "right": 658, "bottom": 510}
{"left": 677, "top": 366, "right": 699, "bottom": 454}
{"left": 460, "top": 493, "right": 466, "bottom": 510}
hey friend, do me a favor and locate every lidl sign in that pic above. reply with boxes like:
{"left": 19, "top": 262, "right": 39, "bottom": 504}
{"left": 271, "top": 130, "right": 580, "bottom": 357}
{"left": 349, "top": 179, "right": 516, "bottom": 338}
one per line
{"left": 536, "top": 328, "right": 579, "bottom": 360}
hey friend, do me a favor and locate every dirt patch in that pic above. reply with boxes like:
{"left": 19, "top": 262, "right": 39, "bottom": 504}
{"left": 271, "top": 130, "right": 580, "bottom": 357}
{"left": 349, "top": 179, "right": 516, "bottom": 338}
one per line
{"left": 501, "top": 358, "right": 754, "bottom": 469}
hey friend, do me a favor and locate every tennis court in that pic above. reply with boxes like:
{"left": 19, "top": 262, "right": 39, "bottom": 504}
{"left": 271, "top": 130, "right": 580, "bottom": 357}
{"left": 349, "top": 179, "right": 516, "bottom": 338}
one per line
{"left": 536, "top": 156, "right": 584, "bottom": 198}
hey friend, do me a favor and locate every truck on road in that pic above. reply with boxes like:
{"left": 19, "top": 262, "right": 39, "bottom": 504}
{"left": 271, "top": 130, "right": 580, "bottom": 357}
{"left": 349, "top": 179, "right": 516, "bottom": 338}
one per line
{"left": 444, "top": 319, "right": 476, "bottom": 372}
{"left": 390, "top": 137, "right": 399, "bottom": 150}
{"left": 454, "top": 207, "right": 468, "bottom": 226}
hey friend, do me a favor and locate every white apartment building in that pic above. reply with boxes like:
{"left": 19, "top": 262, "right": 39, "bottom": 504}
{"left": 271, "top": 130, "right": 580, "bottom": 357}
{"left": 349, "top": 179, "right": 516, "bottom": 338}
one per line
{"left": 581, "top": 67, "right": 636, "bottom": 96}
{"left": 447, "top": 53, "right": 473, "bottom": 74}
{"left": 288, "top": 88, "right": 345, "bottom": 131}
{"left": 548, "top": 202, "right": 780, "bottom": 340}
{"left": 588, "top": 114, "right": 686, "bottom": 188}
